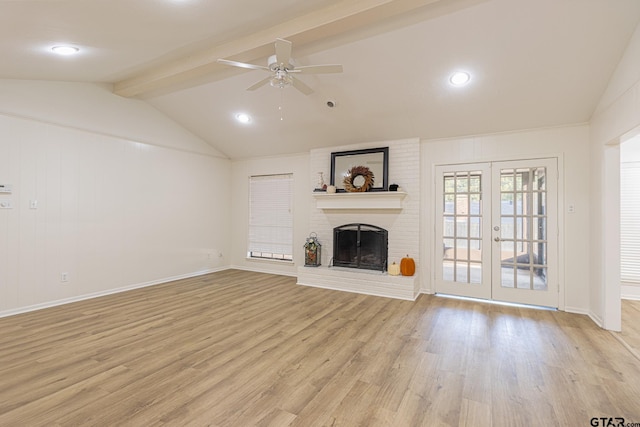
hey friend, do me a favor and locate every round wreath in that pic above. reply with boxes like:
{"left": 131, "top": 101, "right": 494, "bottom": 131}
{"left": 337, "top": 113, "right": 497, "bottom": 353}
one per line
{"left": 343, "top": 165, "right": 375, "bottom": 192}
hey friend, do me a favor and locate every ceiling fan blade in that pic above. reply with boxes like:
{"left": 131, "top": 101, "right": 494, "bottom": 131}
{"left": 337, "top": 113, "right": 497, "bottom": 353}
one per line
{"left": 292, "top": 77, "right": 314, "bottom": 95}
{"left": 246, "top": 76, "right": 272, "bottom": 91}
{"left": 217, "top": 59, "right": 269, "bottom": 71}
{"left": 275, "top": 38, "right": 292, "bottom": 67}
{"left": 295, "top": 64, "right": 343, "bottom": 74}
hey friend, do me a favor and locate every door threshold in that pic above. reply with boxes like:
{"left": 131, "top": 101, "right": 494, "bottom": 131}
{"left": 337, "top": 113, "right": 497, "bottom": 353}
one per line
{"left": 435, "top": 293, "right": 557, "bottom": 311}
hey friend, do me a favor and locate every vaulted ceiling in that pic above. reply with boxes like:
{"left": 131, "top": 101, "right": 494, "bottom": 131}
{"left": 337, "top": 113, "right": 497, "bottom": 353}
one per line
{"left": 2, "top": 0, "right": 640, "bottom": 159}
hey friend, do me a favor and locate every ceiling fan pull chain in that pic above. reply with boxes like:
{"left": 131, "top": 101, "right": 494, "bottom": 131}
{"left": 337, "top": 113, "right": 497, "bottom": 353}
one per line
{"left": 280, "top": 88, "right": 284, "bottom": 121}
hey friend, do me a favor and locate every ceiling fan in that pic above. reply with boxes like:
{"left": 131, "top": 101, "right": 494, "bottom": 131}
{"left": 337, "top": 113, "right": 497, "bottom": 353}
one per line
{"left": 217, "top": 38, "right": 343, "bottom": 95}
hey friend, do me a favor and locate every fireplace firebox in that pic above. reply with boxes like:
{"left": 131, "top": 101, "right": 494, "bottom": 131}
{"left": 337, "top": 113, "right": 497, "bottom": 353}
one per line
{"left": 333, "top": 224, "right": 388, "bottom": 271}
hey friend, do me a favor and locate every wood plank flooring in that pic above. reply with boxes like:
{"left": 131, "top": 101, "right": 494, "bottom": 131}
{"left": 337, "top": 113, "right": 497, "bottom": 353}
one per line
{"left": 1, "top": 269, "right": 640, "bottom": 426}
{"left": 615, "top": 299, "right": 640, "bottom": 359}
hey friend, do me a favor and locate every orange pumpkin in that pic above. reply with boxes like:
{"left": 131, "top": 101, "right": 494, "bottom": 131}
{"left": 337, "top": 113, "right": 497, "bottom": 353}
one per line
{"left": 400, "top": 255, "right": 415, "bottom": 276}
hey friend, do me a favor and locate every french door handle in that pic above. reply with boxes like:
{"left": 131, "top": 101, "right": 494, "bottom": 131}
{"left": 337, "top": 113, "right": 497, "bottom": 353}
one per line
{"left": 494, "top": 237, "right": 501, "bottom": 242}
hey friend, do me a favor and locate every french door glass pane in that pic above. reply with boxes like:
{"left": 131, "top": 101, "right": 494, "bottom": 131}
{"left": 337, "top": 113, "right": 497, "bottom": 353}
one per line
{"left": 456, "top": 221, "right": 468, "bottom": 238}
{"left": 470, "top": 221, "right": 481, "bottom": 239}
{"left": 443, "top": 217, "right": 454, "bottom": 238}
{"left": 533, "top": 192, "right": 546, "bottom": 215}
{"left": 470, "top": 262, "right": 482, "bottom": 284}
{"left": 444, "top": 194, "right": 455, "bottom": 213}
{"left": 499, "top": 167, "right": 548, "bottom": 291}
{"left": 533, "top": 217, "right": 546, "bottom": 239}
{"left": 470, "top": 176, "right": 481, "bottom": 192}
{"left": 441, "top": 171, "right": 483, "bottom": 284}
{"left": 534, "top": 168, "right": 546, "bottom": 190}
{"left": 515, "top": 193, "right": 524, "bottom": 215}
{"left": 456, "top": 239, "right": 469, "bottom": 260}
{"left": 533, "top": 242, "right": 547, "bottom": 265}
{"left": 517, "top": 267, "right": 533, "bottom": 289}
{"left": 456, "top": 263, "right": 469, "bottom": 282}
{"left": 501, "top": 193, "right": 514, "bottom": 215}
{"left": 456, "top": 176, "right": 469, "bottom": 192}
{"left": 501, "top": 173, "right": 514, "bottom": 191}
{"left": 444, "top": 177, "right": 455, "bottom": 193}
{"left": 501, "top": 240, "right": 515, "bottom": 259}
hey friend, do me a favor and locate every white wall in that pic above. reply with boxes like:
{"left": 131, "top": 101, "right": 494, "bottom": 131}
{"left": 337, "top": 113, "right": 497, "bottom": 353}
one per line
{"left": 421, "top": 125, "right": 591, "bottom": 313}
{"left": 589, "top": 21, "right": 640, "bottom": 329}
{"left": 0, "top": 81, "right": 231, "bottom": 317}
{"left": 0, "top": 80, "right": 225, "bottom": 158}
{"left": 621, "top": 135, "right": 640, "bottom": 161}
{"left": 229, "top": 153, "right": 310, "bottom": 276}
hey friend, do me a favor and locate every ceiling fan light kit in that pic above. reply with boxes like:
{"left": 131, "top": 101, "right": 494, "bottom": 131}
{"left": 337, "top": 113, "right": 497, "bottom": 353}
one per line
{"left": 217, "top": 38, "right": 343, "bottom": 96}
{"left": 270, "top": 70, "right": 293, "bottom": 89}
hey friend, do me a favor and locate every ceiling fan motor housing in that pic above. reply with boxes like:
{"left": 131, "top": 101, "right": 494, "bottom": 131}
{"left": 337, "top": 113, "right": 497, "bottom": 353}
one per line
{"left": 268, "top": 54, "right": 294, "bottom": 71}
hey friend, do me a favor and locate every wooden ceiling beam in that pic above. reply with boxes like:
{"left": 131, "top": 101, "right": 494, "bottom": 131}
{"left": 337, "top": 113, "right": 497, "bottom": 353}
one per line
{"left": 113, "top": 0, "right": 442, "bottom": 98}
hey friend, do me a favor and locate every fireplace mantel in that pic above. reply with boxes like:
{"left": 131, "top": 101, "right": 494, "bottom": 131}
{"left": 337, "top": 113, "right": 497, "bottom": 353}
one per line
{"left": 313, "top": 191, "right": 406, "bottom": 210}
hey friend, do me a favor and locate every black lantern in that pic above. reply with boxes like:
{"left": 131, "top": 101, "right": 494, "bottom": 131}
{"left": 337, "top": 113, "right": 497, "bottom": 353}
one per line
{"left": 304, "top": 232, "right": 322, "bottom": 267}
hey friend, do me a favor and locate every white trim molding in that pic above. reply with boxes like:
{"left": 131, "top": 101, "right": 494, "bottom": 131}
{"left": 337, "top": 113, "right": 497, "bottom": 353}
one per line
{"left": 0, "top": 268, "right": 228, "bottom": 319}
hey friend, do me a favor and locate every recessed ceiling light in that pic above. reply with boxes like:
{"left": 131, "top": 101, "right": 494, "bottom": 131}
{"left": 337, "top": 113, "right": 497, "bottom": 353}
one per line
{"left": 449, "top": 71, "right": 471, "bottom": 86}
{"left": 235, "top": 113, "right": 251, "bottom": 124}
{"left": 51, "top": 45, "right": 80, "bottom": 56}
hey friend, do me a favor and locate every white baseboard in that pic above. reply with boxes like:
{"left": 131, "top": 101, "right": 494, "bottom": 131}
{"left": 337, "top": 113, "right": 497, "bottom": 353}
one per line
{"left": 588, "top": 311, "right": 604, "bottom": 328}
{"left": 564, "top": 306, "right": 589, "bottom": 315}
{"left": 621, "top": 284, "right": 640, "bottom": 300}
{"left": 228, "top": 264, "right": 297, "bottom": 277}
{"left": 0, "top": 267, "right": 228, "bottom": 319}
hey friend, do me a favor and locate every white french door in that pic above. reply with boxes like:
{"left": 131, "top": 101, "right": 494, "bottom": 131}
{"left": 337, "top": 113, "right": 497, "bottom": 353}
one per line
{"left": 434, "top": 158, "right": 558, "bottom": 308}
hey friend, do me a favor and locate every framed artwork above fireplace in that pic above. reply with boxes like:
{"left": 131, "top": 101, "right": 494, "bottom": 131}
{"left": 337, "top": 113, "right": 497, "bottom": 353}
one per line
{"left": 330, "top": 147, "right": 389, "bottom": 192}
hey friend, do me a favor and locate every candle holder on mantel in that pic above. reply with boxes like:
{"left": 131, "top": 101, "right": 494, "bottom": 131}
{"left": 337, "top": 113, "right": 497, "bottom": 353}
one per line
{"left": 304, "top": 232, "right": 322, "bottom": 267}
{"left": 314, "top": 172, "right": 327, "bottom": 192}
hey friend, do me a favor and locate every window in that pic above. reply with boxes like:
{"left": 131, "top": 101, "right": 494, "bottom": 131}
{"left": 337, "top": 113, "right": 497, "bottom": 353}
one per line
{"left": 621, "top": 162, "right": 640, "bottom": 283}
{"left": 248, "top": 174, "right": 293, "bottom": 261}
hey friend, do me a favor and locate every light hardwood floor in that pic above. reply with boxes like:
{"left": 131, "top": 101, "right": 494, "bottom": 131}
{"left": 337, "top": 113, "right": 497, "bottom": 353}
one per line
{"left": 615, "top": 299, "right": 640, "bottom": 359}
{"left": 1, "top": 270, "right": 639, "bottom": 426}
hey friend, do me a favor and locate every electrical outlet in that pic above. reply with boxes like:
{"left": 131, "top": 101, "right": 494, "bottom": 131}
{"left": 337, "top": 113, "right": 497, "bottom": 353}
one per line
{"left": 61, "top": 272, "right": 69, "bottom": 282}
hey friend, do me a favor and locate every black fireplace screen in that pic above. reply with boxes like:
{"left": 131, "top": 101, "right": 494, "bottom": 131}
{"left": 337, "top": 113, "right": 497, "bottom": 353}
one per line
{"left": 333, "top": 224, "right": 388, "bottom": 271}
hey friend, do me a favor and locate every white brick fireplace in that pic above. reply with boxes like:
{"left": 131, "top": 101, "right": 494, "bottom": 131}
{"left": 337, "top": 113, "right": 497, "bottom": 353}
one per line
{"left": 296, "top": 138, "right": 421, "bottom": 300}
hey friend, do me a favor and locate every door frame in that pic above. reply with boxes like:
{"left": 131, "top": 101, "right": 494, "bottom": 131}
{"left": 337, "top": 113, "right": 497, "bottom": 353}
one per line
{"left": 429, "top": 154, "right": 566, "bottom": 311}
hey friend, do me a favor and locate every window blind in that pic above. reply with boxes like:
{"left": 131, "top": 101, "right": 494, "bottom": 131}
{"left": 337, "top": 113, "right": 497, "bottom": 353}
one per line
{"left": 621, "top": 162, "right": 640, "bottom": 283}
{"left": 248, "top": 174, "right": 293, "bottom": 261}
